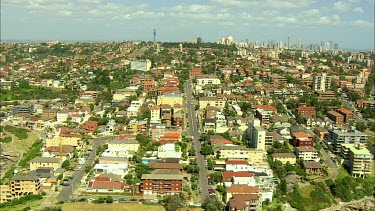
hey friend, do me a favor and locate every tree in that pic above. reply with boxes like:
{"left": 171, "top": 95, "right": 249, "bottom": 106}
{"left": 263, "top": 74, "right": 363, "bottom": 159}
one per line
{"left": 201, "top": 145, "right": 213, "bottom": 155}
{"left": 162, "top": 193, "right": 185, "bottom": 211}
{"left": 207, "top": 158, "right": 215, "bottom": 170}
{"left": 135, "top": 164, "right": 154, "bottom": 178}
{"left": 106, "top": 196, "right": 113, "bottom": 203}
{"left": 210, "top": 172, "right": 222, "bottom": 184}
{"left": 61, "top": 160, "right": 70, "bottom": 170}
{"left": 356, "top": 121, "right": 367, "bottom": 132}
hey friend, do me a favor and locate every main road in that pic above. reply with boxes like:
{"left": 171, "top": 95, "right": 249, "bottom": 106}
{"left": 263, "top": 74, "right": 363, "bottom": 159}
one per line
{"left": 184, "top": 80, "right": 209, "bottom": 203}
{"left": 56, "top": 136, "right": 112, "bottom": 202}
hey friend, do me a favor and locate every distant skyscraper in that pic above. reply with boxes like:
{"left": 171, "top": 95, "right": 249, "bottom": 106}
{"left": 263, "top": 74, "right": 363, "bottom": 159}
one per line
{"left": 153, "top": 29, "right": 156, "bottom": 43}
{"left": 329, "top": 41, "right": 333, "bottom": 50}
{"left": 299, "top": 38, "right": 302, "bottom": 50}
{"left": 279, "top": 41, "right": 283, "bottom": 49}
{"left": 334, "top": 43, "right": 339, "bottom": 50}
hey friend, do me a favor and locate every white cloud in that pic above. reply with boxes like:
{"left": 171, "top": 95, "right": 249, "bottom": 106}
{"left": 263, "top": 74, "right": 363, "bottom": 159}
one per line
{"left": 170, "top": 4, "right": 213, "bottom": 13}
{"left": 353, "top": 7, "right": 364, "bottom": 13}
{"left": 58, "top": 10, "right": 72, "bottom": 16}
{"left": 350, "top": 20, "right": 374, "bottom": 27}
{"left": 333, "top": 1, "right": 352, "bottom": 12}
{"left": 211, "top": 0, "right": 315, "bottom": 9}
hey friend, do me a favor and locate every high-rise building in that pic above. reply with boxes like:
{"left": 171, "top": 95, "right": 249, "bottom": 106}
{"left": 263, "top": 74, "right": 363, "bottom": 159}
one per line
{"left": 341, "top": 144, "right": 374, "bottom": 178}
{"left": 247, "top": 118, "right": 266, "bottom": 151}
{"left": 334, "top": 43, "right": 339, "bottom": 50}
{"left": 312, "top": 73, "right": 332, "bottom": 92}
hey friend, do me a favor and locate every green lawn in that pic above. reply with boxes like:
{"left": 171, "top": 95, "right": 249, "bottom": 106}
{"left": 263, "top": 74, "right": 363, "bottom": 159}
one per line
{"left": 336, "top": 167, "right": 350, "bottom": 180}
{"left": 0, "top": 199, "right": 43, "bottom": 211}
{"left": 299, "top": 185, "right": 315, "bottom": 198}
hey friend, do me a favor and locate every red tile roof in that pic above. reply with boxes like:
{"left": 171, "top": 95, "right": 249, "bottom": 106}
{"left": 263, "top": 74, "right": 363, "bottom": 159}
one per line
{"left": 253, "top": 104, "right": 277, "bottom": 111}
{"left": 223, "top": 172, "right": 253, "bottom": 178}
{"left": 229, "top": 194, "right": 260, "bottom": 210}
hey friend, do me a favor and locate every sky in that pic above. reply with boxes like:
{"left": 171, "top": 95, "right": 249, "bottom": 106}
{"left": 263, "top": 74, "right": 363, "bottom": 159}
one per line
{"left": 1, "top": 0, "right": 374, "bottom": 50}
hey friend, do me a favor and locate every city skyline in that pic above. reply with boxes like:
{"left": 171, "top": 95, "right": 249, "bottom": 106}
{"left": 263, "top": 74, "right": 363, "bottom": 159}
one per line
{"left": 1, "top": 0, "right": 374, "bottom": 50}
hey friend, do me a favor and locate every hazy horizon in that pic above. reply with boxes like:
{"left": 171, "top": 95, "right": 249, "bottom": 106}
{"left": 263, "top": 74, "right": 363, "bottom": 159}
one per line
{"left": 1, "top": 0, "right": 374, "bottom": 50}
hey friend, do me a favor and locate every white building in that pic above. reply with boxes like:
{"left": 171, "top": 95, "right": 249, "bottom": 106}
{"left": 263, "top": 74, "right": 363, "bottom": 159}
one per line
{"left": 312, "top": 73, "right": 332, "bottom": 92}
{"left": 295, "top": 146, "right": 319, "bottom": 162}
{"left": 56, "top": 109, "right": 69, "bottom": 122}
{"left": 247, "top": 118, "right": 266, "bottom": 151}
{"left": 93, "top": 164, "right": 128, "bottom": 178}
{"left": 130, "top": 60, "right": 151, "bottom": 71}
{"left": 157, "top": 143, "right": 182, "bottom": 159}
{"left": 223, "top": 172, "right": 256, "bottom": 187}
{"left": 102, "top": 147, "right": 132, "bottom": 158}
{"left": 215, "top": 113, "right": 228, "bottom": 133}
{"left": 196, "top": 75, "right": 221, "bottom": 86}
{"left": 150, "top": 105, "right": 160, "bottom": 121}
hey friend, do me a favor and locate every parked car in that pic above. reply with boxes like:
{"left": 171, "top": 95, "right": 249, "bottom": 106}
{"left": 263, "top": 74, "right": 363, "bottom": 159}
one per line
{"left": 130, "top": 198, "right": 137, "bottom": 202}
{"left": 118, "top": 198, "right": 127, "bottom": 202}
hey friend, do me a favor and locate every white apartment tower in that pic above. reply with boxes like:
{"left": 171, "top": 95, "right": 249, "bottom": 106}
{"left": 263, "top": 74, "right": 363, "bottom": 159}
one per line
{"left": 247, "top": 118, "right": 266, "bottom": 151}
{"left": 312, "top": 73, "right": 332, "bottom": 92}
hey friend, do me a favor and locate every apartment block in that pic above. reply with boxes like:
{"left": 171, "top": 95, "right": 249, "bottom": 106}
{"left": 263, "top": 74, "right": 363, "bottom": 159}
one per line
{"left": 247, "top": 118, "right": 266, "bottom": 151}
{"left": 141, "top": 172, "right": 183, "bottom": 195}
{"left": 328, "top": 126, "right": 368, "bottom": 152}
{"left": 337, "top": 108, "right": 354, "bottom": 124}
{"left": 196, "top": 74, "right": 221, "bottom": 86}
{"left": 341, "top": 144, "right": 374, "bottom": 178}
{"left": 10, "top": 175, "right": 42, "bottom": 199}
{"left": 312, "top": 73, "right": 331, "bottom": 92}
{"left": 295, "top": 146, "right": 319, "bottom": 162}
{"left": 327, "top": 110, "right": 344, "bottom": 124}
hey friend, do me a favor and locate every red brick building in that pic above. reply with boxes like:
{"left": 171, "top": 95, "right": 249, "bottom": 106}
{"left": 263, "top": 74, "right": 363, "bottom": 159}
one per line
{"left": 337, "top": 108, "right": 354, "bottom": 123}
{"left": 296, "top": 107, "right": 316, "bottom": 118}
{"left": 327, "top": 110, "right": 344, "bottom": 124}
{"left": 293, "top": 132, "right": 313, "bottom": 147}
{"left": 141, "top": 173, "right": 183, "bottom": 195}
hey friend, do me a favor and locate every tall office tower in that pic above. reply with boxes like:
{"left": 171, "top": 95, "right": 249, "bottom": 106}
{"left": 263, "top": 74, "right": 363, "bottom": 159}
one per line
{"left": 247, "top": 118, "right": 266, "bottom": 151}
{"left": 279, "top": 41, "right": 283, "bottom": 49}
{"left": 299, "top": 38, "right": 302, "bottom": 49}
{"left": 334, "top": 43, "right": 339, "bottom": 50}
{"left": 288, "top": 36, "right": 290, "bottom": 49}
{"left": 312, "top": 73, "right": 332, "bottom": 92}
{"left": 153, "top": 29, "right": 156, "bottom": 43}
{"left": 329, "top": 41, "right": 334, "bottom": 50}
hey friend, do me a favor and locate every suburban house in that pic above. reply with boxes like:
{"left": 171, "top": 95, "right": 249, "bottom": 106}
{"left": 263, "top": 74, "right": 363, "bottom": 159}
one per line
{"left": 225, "top": 185, "right": 259, "bottom": 203}
{"left": 81, "top": 121, "right": 98, "bottom": 133}
{"left": 271, "top": 153, "right": 297, "bottom": 165}
{"left": 228, "top": 194, "right": 262, "bottom": 211}
{"left": 87, "top": 173, "right": 125, "bottom": 193}
{"left": 157, "top": 143, "right": 182, "bottom": 159}
{"left": 93, "top": 164, "right": 128, "bottom": 178}
{"left": 222, "top": 172, "right": 256, "bottom": 187}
